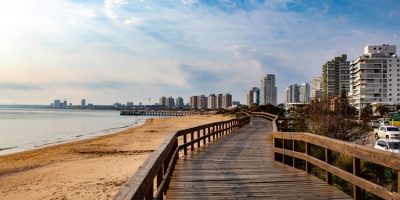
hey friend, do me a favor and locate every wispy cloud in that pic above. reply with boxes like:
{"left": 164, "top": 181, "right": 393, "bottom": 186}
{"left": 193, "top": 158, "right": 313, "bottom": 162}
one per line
{"left": 0, "top": 82, "right": 41, "bottom": 90}
{"left": 0, "top": 0, "right": 399, "bottom": 104}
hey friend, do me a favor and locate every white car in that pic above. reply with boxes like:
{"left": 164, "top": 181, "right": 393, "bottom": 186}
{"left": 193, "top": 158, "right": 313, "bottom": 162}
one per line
{"left": 374, "top": 139, "right": 400, "bottom": 153}
{"left": 374, "top": 126, "right": 400, "bottom": 139}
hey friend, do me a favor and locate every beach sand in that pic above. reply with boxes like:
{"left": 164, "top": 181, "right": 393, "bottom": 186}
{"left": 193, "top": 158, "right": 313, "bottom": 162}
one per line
{"left": 0, "top": 115, "right": 229, "bottom": 200}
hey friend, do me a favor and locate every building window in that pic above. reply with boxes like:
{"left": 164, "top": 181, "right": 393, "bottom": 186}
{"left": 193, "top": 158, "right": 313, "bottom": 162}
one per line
{"left": 389, "top": 98, "right": 392, "bottom": 101}
{"left": 390, "top": 74, "right": 392, "bottom": 77}
{"left": 390, "top": 94, "right": 392, "bottom": 96}
{"left": 390, "top": 89, "right": 392, "bottom": 91}
{"left": 389, "top": 79, "right": 392, "bottom": 81}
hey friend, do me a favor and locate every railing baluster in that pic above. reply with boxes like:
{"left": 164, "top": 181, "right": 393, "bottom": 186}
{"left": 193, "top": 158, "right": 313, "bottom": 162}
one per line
{"left": 208, "top": 127, "right": 211, "bottom": 142}
{"left": 183, "top": 134, "right": 187, "bottom": 155}
{"left": 325, "top": 148, "right": 332, "bottom": 185}
{"left": 191, "top": 131, "right": 194, "bottom": 151}
{"left": 146, "top": 184, "right": 153, "bottom": 200}
{"left": 203, "top": 128, "right": 206, "bottom": 145}
{"left": 197, "top": 130, "right": 200, "bottom": 148}
{"left": 292, "top": 140, "right": 295, "bottom": 167}
{"left": 353, "top": 157, "right": 361, "bottom": 200}
{"left": 306, "top": 142, "right": 311, "bottom": 174}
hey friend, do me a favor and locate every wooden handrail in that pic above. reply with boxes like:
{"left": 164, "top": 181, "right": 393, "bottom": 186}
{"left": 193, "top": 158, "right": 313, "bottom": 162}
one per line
{"left": 249, "top": 112, "right": 400, "bottom": 199}
{"left": 273, "top": 132, "right": 400, "bottom": 200}
{"left": 114, "top": 116, "right": 251, "bottom": 200}
{"left": 251, "top": 112, "right": 278, "bottom": 132}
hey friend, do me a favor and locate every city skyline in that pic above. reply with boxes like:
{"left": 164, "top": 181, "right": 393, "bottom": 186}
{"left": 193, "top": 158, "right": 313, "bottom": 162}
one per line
{"left": 1, "top": 1, "right": 399, "bottom": 105}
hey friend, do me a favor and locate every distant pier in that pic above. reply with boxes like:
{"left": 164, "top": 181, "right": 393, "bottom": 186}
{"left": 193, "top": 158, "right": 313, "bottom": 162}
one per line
{"left": 120, "top": 110, "right": 216, "bottom": 117}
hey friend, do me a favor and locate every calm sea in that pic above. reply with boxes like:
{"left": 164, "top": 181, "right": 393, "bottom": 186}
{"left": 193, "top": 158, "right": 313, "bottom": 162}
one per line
{"left": 0, "top": 108, "right": 150, "bottom": 155}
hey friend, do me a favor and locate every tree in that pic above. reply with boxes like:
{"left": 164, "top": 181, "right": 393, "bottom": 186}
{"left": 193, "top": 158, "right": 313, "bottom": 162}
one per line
{"left": 375, "top": 105, "right": 389, "bottom": 117}
{"left": 304, "top": 95, "right": 370, "bottom": 144}
{"left": 360, "top": 105, "right": 373, "bottom": 122}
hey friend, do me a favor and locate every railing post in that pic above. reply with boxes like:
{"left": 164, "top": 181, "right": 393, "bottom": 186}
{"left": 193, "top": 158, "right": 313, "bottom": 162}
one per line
{"left": 325, "top": 148, "right": 332, "bottom": 185}
{"left": 197, "top": 130, "right": 200, "bottom": 148}
{"left": 292, "top": 140, "right": 296, "bottom": 167}
{"left": 183, "top": 134, "right": 187, "bottom": 155}
{"left": 208, "top": 127, "right": 211, "bottom": 142}
{"left": 146, "top": 184, "right": 153, "bottom": 200}
{"left": 191, "top": 131, "right": 194, "bottom": 151}
{"left": 203, "top": 128, "right": 206, "bottom": 145}
{"left": 212, "top": 126, "right": 216, "bottom": 140}
{"left": 398, "top": 170, "right": 400, "bottom": 194}
{"left": 282, "top": 139, "right": 286, "bottom": 165}
{"left": 353, "top": 157, "right": 361, "bottom": 200}
{"left": 306, "top": 142, "right": 311, "bottom": 174}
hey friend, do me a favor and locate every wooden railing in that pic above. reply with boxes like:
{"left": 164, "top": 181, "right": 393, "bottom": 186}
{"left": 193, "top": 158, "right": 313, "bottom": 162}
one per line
{"left": 251, "top": 112, "right": 278, "bottom": 132}
{"left": 250, "top": 112, "right": 400, "bottom": 199}
{"left": 273, "top": 132, "right": 400, "bottom": 200}
{"left": 114, "top": 116, "right": 251, "bottom": 200}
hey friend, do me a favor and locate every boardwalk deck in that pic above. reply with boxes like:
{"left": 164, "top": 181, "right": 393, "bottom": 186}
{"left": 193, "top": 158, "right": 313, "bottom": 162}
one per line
{"left": 166, "top": 117, "right": 351, "bottom": 199}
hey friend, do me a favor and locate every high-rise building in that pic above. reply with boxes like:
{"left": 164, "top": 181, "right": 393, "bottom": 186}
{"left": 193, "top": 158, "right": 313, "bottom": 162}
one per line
{"left": 311, "top": 76, "right": 322, "bottom": 100}
{"left": 166, "top": 97, "right": 175, "bottom": 109}
{"left": 349, "top": 44, "right": 398, "bottom": 110}
{"left": 216, "top": 94, "right": 223, "bottom": 109}
{"left": 190, "top": 96, "right": 198, "bottom": 109}
{"left": 54, "top": 100, "right": 61, "bottom": 108}
{"left": 207, "top": 94, "right": 217, "bottom": 110}
{"left": 159, "top": 96, "right": 167, "bottom": 107}
{"left": 284, "top": 84, "right": 299, "bottom": 103}
{"left": 322, "top": 55, "right": 350, "bottom": 97}
{"left": 81, "top": 99, "right": 86, "bottom": 108}
{"left": 222, "top": 93, "right": 232, "bottom": 108}
{"left": 284, "top": 83, "right": 310, "bottom": 104}
{"left": 175, "top": 97, "right": 184, "bottom": 108}
{"left": 198, "top": 95, "right": 208, "bottom": 110}
{"left": 126, "top": 101, "right": 134, "bottom": 108}
{"left": 246, "top": 87, "right": 259, "bottom": 106}
{"left": 260, "top": 74, "right": 277, "bottom": 106}
{"left": 299, "top": 82, "right": 310, "bottom": 103}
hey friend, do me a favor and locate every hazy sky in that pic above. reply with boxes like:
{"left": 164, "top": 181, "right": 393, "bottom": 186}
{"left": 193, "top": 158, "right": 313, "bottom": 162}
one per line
{"left": 1, "top": 0, "right": 400, "bottom": 105}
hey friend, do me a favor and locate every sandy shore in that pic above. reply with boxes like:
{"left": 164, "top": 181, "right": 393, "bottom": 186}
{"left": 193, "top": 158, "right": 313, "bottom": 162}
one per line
{"left": 0, "top": 115, "right": 229, "bottom": 200}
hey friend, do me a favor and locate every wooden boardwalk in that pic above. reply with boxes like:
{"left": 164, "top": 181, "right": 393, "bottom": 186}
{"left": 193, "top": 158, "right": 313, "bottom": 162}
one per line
{"left": 166, "top": 117, "right": 351, "bottom": 199}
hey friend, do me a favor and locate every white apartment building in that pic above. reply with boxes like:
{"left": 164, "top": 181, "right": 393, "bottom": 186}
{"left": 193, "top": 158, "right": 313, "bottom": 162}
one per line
{"left": 311, "top": 76, "right": 322, "bottom": 99}
{"left": 349, "top": 44, "right": 397, "bottom": 110}
{"left": 260, "top": 74, "right": 277, "bottom": 106}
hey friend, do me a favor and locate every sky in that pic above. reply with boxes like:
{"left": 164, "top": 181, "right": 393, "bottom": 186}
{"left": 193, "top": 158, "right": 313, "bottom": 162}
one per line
{"left": 0, "top": 0, "right": 400, "bottom": 105}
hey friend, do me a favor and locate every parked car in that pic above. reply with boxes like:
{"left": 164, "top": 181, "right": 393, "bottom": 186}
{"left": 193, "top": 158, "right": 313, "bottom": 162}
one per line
{"left": 374, "top": 139, "right": 400, "bottom": 153}
{"left": 375, "top": 126, "right": 400, "bottom": 139}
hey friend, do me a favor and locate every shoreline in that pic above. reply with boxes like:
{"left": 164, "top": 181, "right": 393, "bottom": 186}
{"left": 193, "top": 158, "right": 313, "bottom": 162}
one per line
{"left": 0, "top": 115, "right": 229, "bottom": 200}
{"left": 0, "top": 117, "right": 150, "bottom": 157}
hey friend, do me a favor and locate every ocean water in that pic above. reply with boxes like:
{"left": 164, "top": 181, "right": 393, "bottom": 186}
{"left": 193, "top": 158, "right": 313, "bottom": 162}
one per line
{"left": 0, "top": 108, "right": 150, "bottom": 155}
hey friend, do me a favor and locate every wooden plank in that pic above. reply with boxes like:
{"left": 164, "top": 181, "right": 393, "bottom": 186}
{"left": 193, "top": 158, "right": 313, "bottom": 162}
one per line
{"left": 166, "top": 118, "right": 350, "bottom": 200}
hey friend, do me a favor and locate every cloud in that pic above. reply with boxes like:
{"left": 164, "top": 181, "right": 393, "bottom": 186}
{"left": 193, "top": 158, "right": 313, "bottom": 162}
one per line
{"left": 123, "top": 17, "right": 142, "bottom": 25}
{"left": 0, "top": 82, "right": 41, "bottom": 90}
{"left": 1, "top": 0, "right": 400, "bottom": 104}
{"left": 182, "top": 0, "right": 198, "bottom": 6}
{"left": 104, "top": 0, "right": 127, "bottom": 21}
{"left": 103, "top": 0, "right": 142, "bottom": 25}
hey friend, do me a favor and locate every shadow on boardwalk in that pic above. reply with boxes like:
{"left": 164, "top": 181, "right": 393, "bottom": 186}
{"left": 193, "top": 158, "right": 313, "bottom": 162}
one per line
{"left": 166, "top": 117, "right": 351, "bottom": 200}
